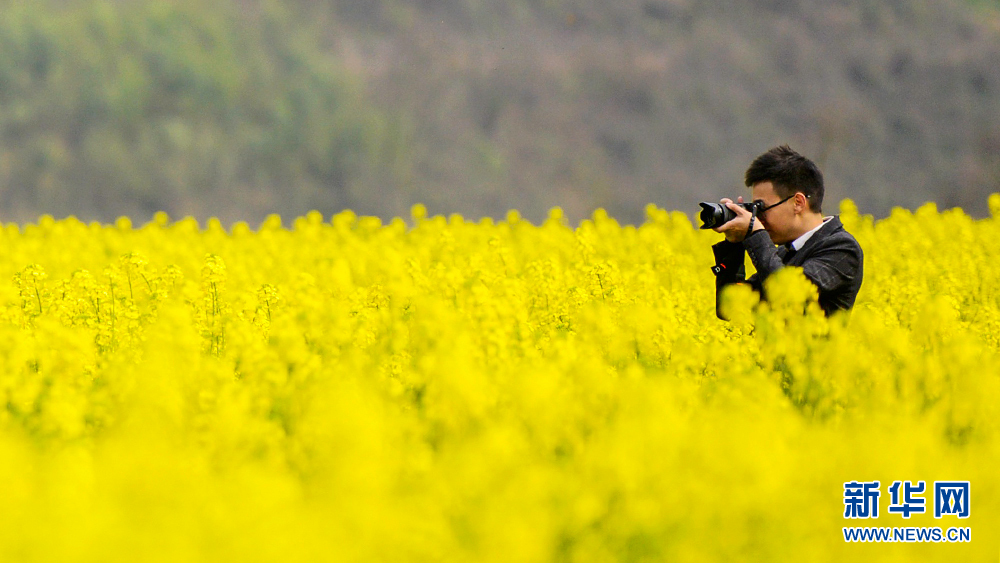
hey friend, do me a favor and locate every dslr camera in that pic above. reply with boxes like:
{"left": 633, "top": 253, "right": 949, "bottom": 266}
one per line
{"left": 698, "top": 200, "right": 764, "bottom": 230}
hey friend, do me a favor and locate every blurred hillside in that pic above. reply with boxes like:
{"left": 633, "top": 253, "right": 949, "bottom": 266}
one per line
{"left": 1, "top": 0, "right": 999, "bottom": 225}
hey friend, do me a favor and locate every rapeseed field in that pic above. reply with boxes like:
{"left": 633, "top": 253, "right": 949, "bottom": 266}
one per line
{"left": 0, "top": 199, "right": 995, "bottom": 561}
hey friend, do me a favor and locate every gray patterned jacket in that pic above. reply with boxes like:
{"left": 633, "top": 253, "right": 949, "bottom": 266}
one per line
{"left": 711, "top": 216, "right": 864, "bottom": 319}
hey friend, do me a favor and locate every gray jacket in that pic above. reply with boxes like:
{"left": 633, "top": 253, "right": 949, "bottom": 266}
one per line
{"left": 711, "top": 216, "right": 864, "bottom": 319}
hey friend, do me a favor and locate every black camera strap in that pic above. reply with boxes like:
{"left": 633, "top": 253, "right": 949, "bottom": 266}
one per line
{"left": 745, "top": 206, "right": 759, "bottom": 240}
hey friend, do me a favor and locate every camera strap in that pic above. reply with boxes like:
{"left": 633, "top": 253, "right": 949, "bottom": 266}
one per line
{"left": 744, "top": 207, "right": 759, "bottom": 240}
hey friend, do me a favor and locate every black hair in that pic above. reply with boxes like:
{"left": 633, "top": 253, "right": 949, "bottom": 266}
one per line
{"left": 744, "top": 145, "right": 824, "bottom": 213}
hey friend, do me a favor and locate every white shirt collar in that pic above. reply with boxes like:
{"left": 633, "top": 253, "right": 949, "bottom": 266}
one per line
{"left": 790, "top": 216, "right": 833, "bottom": 250}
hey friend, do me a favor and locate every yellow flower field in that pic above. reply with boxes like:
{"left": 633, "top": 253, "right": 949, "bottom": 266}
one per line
{"left": 0, "top": 199, "right": 996, "bottom": 561}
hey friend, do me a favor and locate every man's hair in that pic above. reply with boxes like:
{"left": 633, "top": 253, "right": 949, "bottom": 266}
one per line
{"left": 744, "top": 145, "right": 824, "bottom": 213}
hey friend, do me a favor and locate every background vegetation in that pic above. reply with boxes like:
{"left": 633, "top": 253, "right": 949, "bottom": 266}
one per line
{"left": 0, "top": 0, "right": 998, "bottom": 224}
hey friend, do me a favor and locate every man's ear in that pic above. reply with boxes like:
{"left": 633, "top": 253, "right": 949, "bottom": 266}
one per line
{"left": 794, "top": 192, "right": 809, "bottom": 213}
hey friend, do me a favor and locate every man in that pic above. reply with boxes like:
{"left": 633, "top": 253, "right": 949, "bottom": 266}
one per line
{"left": 710, "top": 145, "right": 863, "bottom": 319}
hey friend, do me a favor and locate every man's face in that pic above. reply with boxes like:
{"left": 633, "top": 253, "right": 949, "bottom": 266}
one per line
{"left": 751, "top": 181, "right": 797, "bottom": 244}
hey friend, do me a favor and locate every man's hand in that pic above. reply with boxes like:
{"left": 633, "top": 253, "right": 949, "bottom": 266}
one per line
{"left": 712, "top": 197, "right": 764, "bottom": 243}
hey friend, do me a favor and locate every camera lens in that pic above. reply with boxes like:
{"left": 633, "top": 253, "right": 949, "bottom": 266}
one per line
{"left": 698, "top": 202, "right": 734, "bottom": 229}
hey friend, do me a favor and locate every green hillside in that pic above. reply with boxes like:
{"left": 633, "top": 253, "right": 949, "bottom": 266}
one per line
{"left": 0, "top": 0, "right": 998, "bottom": 224}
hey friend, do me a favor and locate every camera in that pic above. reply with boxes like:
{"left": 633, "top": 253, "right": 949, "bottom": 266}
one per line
{"left": 698, "top": 200, "right": 764, "bottom": 229}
